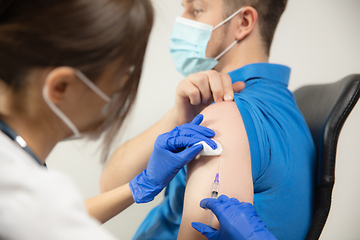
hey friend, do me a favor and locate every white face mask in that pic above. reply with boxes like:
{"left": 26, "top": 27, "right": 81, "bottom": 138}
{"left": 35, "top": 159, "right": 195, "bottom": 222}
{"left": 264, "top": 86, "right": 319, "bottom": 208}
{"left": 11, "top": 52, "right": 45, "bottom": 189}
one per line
{"left": 42, "top": 69, "right": 111, "bottom": 140}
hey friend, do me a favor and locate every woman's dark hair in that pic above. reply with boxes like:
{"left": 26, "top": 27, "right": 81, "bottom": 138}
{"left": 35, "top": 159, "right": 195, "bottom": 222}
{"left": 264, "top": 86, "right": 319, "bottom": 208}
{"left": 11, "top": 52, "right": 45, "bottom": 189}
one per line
{"left": 0, "top": 0, "right": 154, "bottom": 161}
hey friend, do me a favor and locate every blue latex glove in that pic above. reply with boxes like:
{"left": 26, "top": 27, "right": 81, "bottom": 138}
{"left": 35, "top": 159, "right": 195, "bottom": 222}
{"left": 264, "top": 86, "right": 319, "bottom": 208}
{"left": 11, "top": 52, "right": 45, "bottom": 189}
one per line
{"left": 129, "top": 114, "right": 217, "bottom": 203}
{"left": 192, "top": 195, "right": 277, "bottom": 240}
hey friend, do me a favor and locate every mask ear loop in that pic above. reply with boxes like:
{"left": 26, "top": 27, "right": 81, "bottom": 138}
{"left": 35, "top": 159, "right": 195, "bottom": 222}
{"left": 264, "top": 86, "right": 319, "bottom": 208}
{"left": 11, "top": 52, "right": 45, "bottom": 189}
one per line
{"left": 213, "top": 8, "right": 243, "bottom": 31}
{"left": 74, "top": 70, "right": 111, "bottom": 102}
{"left": 213, "top": 8, "right": 243, "bottom": 61}
{"left": 42, "top": 85, "right": 81, "bottom": 138}
{"left": 215, "top": 41, "right": 238, "bottom": 61}
{"left": 74, "top": 70, "right": 114, "bottom": 116}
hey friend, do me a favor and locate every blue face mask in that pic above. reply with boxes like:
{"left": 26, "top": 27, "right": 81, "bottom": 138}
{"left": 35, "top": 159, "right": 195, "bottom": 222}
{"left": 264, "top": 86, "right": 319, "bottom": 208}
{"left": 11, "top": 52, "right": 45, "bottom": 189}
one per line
{"left": 169, "top": 8, "right": 243, "bottom": 77}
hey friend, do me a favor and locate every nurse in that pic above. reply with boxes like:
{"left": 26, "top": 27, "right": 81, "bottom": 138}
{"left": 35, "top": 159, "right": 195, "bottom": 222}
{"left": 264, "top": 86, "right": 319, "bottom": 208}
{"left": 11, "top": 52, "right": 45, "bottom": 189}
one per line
{"left": 0, "top": 0, "right": 275, "bottom": 239}
{"left": 0, "top": 0, "right": 218, "bottom": 239}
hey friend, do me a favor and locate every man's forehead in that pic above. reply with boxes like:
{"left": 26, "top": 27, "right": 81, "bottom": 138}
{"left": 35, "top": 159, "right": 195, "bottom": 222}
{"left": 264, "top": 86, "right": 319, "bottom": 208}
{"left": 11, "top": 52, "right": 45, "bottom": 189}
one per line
{"left": 182, "top": 0, "right": 223, "bottom": 10}
{"left": 183, "top": 0, "right": 206, "bottom": 4}
{"left": 182, "top": 0, "right": 223, "bottom": 7}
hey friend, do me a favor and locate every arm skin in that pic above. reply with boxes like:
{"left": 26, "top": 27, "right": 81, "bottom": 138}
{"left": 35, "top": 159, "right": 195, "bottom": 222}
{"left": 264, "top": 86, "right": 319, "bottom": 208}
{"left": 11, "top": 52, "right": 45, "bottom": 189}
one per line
{"left": 177, "top": 101, "right": 254, "bottom": 240}
{"left": 85, "top": 183, "right": 134, "bottom": 224}
{"left": 100, "top": 71, "right": 245, "bottom": 192}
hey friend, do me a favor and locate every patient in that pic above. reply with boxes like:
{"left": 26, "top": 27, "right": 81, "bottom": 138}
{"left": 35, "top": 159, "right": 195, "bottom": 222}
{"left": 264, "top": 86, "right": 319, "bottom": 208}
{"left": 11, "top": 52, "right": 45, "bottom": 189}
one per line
{"left": 133, "top": 0, "right": 316, "bottom": 240}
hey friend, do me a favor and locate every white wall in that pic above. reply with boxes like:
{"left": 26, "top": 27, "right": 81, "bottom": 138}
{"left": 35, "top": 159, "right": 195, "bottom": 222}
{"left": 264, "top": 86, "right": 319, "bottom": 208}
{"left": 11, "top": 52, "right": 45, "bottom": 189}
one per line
{"left": 46, "top": 0, "right": 360, "bottom": 239}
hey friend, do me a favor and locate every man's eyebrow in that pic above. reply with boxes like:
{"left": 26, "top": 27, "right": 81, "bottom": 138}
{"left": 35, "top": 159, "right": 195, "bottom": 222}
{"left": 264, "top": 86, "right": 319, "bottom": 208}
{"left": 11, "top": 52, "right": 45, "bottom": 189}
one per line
{"left": 184, "top": 0, "right": 203, "bottom": 4}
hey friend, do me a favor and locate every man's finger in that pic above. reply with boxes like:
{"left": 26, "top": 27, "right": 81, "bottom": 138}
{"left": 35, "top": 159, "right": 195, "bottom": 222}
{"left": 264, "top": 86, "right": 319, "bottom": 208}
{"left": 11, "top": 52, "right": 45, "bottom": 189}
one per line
{"left": 220, "top": 73, "right": 234, "bottom": 101}
{"left": 206, "top": 70, "right": 224, "bottom": 103}
{"left": 180, "top": 80, "right": 202, "bottom": 105}
{"left": 233, "top": 81, "right": 245, "bottom": 93}
{"left": 189, "top": 73, "right": 212, "bottom": 104}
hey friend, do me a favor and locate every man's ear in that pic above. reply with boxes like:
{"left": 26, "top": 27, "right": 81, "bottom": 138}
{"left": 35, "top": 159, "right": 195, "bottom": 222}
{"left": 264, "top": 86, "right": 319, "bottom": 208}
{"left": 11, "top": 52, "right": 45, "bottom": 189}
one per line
{"left": 234, "top": 7, "right": 258, "bottom": 41}
{"left": 44, "top": 67, "right": 77, "bottom": 104}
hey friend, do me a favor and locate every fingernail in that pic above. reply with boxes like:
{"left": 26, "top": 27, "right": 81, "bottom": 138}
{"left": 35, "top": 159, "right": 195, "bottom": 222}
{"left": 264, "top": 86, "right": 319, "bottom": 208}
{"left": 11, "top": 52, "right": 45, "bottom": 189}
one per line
{"left": 224, "top": 94, "right": 233, "bottom": 101}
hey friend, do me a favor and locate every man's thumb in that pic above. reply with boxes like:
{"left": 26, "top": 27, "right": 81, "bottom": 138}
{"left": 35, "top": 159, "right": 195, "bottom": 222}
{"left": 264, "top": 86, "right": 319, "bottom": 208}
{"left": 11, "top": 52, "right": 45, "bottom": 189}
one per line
{"left": 233, "top": 81, "right": 245, "bottom": 93}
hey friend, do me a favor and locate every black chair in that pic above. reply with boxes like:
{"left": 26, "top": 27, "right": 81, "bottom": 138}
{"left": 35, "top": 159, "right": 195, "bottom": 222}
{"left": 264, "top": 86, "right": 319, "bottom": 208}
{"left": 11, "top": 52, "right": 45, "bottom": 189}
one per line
{"left": 294, "top": 74, "right": 360, "bottom": 240}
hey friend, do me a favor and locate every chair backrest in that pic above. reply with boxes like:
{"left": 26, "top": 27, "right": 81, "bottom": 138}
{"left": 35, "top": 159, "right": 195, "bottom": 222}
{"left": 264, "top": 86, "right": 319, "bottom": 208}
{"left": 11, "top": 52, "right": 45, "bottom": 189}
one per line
{"left": 294, "top": 74, "right": 360, "bottom": 240}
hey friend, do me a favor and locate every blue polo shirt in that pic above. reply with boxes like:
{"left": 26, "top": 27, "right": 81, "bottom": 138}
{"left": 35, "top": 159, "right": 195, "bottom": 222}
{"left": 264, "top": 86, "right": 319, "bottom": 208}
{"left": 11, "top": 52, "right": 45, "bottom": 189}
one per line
{"left": 133, "top": 63, "right": 316, "bottom": 240}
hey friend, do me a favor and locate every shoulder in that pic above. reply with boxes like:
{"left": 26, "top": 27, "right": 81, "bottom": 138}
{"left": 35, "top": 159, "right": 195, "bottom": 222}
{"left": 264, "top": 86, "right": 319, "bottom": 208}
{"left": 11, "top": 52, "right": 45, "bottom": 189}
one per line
{"left": 201, "top": 101, "right": 243, "bottom": 126}
{"left": 200, "top": 101, "right": 250, "bottom": 161}
{"left": 199, "top": 101, "right": 251, "bottom": 164}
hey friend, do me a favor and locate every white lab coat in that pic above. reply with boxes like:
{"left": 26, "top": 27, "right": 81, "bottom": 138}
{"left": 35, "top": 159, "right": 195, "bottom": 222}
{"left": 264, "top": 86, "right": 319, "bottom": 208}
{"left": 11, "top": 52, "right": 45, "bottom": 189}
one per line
{"left": 0, "top": 131, "right": 117, "bottom": 240}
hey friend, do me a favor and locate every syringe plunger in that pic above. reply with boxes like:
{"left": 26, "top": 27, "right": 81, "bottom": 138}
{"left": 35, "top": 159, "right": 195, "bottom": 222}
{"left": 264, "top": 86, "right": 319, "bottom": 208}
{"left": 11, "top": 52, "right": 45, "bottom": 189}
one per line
{"left": 211, "top": 172, "right": 220, "bottom": 198}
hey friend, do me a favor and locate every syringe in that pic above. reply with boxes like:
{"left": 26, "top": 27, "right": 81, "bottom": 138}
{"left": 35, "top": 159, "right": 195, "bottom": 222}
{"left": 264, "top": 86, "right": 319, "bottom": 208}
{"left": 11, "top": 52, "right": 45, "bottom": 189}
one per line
{"left": 211, "top": 172, "right": 220, "bottom": 198}
{"left": 209, "top": 172, "right": 220, "bottom": 227}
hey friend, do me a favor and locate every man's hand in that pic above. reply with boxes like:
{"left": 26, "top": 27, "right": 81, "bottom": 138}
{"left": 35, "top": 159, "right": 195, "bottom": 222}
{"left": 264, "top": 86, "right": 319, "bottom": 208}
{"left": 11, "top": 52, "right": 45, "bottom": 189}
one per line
{"left": 173, "top": 70, "right": 245, "bottom": 125}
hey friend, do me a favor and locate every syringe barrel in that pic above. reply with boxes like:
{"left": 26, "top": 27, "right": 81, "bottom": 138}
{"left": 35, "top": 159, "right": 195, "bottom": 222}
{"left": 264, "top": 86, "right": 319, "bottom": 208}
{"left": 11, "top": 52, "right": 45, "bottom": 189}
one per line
{"left": 212, "top": 182, "right": 219, "bottom": 192}
{"left": 211, "top": 191, "right": 218, "bottom": 198}
{"left": 211, "top": 182, "right": 219, "bottom": 198}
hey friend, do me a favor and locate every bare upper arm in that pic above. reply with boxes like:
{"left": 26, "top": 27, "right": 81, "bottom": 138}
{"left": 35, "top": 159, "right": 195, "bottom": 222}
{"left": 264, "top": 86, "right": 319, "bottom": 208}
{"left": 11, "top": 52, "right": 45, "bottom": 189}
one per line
{"left": 177, "top": 101, "right": 253, "bottom": 240}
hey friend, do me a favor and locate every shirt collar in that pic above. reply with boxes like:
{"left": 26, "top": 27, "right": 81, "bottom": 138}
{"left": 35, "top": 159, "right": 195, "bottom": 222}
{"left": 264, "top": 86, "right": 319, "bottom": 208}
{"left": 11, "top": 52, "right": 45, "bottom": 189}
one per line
{"left": 228, "top": 63, "right": 291, "bottom": 86}
{"left": 0, "top": 119, "right": 45, "bottom": 167}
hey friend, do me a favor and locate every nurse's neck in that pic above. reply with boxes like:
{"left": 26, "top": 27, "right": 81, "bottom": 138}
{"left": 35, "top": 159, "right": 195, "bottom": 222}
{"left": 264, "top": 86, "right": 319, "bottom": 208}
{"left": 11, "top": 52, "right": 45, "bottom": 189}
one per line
{"left": 0, "top": 71, "right": 69, "bottom": 164}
